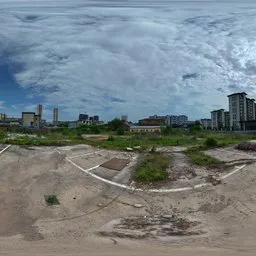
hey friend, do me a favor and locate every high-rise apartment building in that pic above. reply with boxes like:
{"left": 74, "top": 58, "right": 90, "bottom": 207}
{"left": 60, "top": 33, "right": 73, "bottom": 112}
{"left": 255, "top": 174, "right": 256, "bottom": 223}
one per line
{"left": 211, "top": 109, "right": 225, "bottom": 130}
{"left": 228, "top": 92, "right": 247, "bottom": 130}
{"left": 200, "top": 119, "right": 212, "bottom": 130}
{"left": 169, "top": 115, "right": 188, "bottom": 126}
{"left": 79, "top": 114, "right": 89, "bottom": 121}
{"left": 0, "top": 113, "right": 6, "bottom": 121}
{"left": 224, "top": 111, "right": 230, "bottom": 129}
{"left": 37, "top": 104, "right": 43, "bottom": 118}
{"left": 53, "top": 108, "right": 59, "bottom": 126}
{"left": 246, "top": 98, "right": 255, "bottom": 121}
{"left": 93, "top": 115, "right": 99, "bottom": 122}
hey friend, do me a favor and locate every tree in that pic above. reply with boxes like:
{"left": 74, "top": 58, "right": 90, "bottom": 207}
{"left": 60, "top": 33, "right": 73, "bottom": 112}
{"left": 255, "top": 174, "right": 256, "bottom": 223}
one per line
{"left": 161, "top": 125, "right": 172, "bottom": 135}
{"left": 90, "top": 125, "right": 100, "bottom": 134}
{"left": 108, "top": 118, "right": 123, "bottom": 131}
{"left": 189, "top": 124, "right": 202, "bottom": 133}
{"left": 116, "top": 127, "right": 125, "bottom": 135}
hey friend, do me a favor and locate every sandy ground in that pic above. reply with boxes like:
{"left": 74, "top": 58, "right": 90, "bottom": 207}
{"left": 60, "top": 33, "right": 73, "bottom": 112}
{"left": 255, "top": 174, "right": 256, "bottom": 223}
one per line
{"left": 1, "top": 144, "right": 256, "bottom": 255}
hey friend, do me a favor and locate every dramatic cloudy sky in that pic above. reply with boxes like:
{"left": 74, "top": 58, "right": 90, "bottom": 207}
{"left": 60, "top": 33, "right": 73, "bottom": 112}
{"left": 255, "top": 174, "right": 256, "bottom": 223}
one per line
{"left": 1, "top": 0, "right": 256, "bottom": 121}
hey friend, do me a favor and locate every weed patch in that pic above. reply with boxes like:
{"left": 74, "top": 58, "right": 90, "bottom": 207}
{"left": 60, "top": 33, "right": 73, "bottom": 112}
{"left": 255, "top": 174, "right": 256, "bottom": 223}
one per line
{"left": 185, "top": 147, "right": 222, "bottom": 166}
{"left": 44, "top": 195, "right": 60, "bottom": 205}
{"left": 135, "top": 153, "right": 169, "bottom": 182}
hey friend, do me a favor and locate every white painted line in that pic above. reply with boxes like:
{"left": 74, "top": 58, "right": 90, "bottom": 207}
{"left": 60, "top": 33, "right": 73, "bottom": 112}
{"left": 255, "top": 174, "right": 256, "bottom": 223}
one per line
{"left": 148, "top": 187, "right": 193, "bottom": 193}
{"left": 0, "top": 145, "right": 11, "bottom": 155}
{"left": 65, "top": 158, "right": 141, "bottom": 191}
{"left": 194, "top": 183, "right": 209, "bottom": 189}
{"left": 67, "top": 150, "right": 103, "bottom": 159}
{"left": 60, "top": 148, "right": 249, "bottom": 193}
{"left": 220, "top": 164, "right": 246, "bottom": 180}
{"left": 66, "top": 156, "right": 248, "bottom": 193}
{"left": 54, "top": 148, "right": 61, "bottom": 154}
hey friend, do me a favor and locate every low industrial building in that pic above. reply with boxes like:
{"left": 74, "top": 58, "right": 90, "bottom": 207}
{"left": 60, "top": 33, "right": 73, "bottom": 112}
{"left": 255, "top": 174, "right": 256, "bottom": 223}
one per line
{"left": 129, "top": 125, "right": 161, "bottom": 133}
{"left": 22, "top": 112, "right": 41, "bottom": 128}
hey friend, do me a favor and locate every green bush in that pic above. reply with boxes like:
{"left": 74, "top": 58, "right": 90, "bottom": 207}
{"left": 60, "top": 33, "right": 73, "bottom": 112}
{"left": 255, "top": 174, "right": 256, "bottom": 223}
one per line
{"left": 90, "top": 126, "right": 101, "bottom": 134}
{"left": 161, "top": 125, "right": 172, "bottom": 135}
{"left": 205, "top": 138, "right": 218, "bottom": 148}
{"left": 116, "top": 127, "right": 125, "bottom": 135}
{"left": 44, "top": 195, "right": 60, "bottom": 205}
{"left": 107, "top": 135, "right": 115, "bottom": 141}
{"left": 150, "top": 145, "right": 156, "bottom": 153}
{"left": 189, "top": 124, "right": 202, "bottom": 133}
{"left": 0, "top": 131, "right": 6, "bottom": 140}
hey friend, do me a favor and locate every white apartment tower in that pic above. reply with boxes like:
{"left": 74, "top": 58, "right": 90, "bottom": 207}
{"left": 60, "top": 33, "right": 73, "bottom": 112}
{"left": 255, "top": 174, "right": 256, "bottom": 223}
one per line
{"left": 246, "top": 98, "right": 255, "bottom": 121}
{"left": 211, "top": 109, "right": 225, "bottom": 130}
{"left": 53, "top": 108, "right": 59, "bottom": 126}
{"left": 228, "top": 92, "right": 247, "bottom": 130}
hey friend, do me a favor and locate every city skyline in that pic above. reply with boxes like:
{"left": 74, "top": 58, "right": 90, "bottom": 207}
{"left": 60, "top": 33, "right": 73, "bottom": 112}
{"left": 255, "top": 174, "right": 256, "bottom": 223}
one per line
{"left": 1, "top": 0, "right": 256, "bottom": 121}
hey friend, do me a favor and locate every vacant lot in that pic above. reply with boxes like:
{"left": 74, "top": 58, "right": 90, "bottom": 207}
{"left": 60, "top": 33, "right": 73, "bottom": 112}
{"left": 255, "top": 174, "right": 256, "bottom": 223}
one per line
{"left": 2, "top": 144, "right": 256, "bottom": 255}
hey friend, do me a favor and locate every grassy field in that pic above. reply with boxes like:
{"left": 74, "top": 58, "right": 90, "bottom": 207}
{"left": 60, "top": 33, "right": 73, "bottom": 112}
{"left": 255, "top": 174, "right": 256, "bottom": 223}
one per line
{"left": 1, "top": 128, "right": 256, "bottom": 150}
{"left": 1, "top": 128, "right": 255, "bottom": 168}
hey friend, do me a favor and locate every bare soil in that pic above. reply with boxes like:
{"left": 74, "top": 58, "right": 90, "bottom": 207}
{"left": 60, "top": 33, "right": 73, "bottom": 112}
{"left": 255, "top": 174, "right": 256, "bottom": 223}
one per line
{"left": 2, "top": 145, "right": 256, "bottom": 255}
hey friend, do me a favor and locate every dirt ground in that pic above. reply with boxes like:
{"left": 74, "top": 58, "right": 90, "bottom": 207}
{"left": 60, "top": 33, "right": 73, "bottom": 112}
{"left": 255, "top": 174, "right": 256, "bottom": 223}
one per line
{"left": 2, "top": 144, "right": 256, "bottom": 255}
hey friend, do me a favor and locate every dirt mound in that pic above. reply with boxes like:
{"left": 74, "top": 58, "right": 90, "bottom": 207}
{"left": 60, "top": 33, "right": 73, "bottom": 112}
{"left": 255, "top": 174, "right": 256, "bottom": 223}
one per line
{"left": 99, "top": 215, "right": 204, "bottom": 239}
{"left": 236, "top": 141, "right": 256, "bottom": 152}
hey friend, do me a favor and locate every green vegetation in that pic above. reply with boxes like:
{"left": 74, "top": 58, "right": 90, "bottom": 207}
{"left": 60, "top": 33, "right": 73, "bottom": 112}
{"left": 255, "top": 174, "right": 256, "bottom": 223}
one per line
{"left": 44, "top": 195, "right": 60, "bottom": 205}
{"left": 0, "top": 131, "right": 6, "bottom": 140}
{"left": 0, "top": 123, "right": 256, "bottom": 149}
{"left": 161, "top": 125, "right": 173, "bottom": 135}
{"left": 185, "top": 147, "right": 222, "bottom": 166}
{"left": 116, "top": 127, "right": 125, "bottom": 135}
{"left": 205, "top": 137, "right": 218, "bottom": 148}
{"left": 108, "top": 118, "right": 124, "bottom": 131}
{"left": 107, "top": 135, "right": 115, "bottom": 141}
{"left": 135, "top": 153, "right": 169, "bottom": 182}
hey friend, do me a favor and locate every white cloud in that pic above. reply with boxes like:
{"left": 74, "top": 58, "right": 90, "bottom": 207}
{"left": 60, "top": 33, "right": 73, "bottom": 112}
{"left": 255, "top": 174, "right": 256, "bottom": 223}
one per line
{"left": 0, "top": 101, "right": 5, "bottom": 109}
{"left": 1, "top": 0, "right": 256, "bottom": 121}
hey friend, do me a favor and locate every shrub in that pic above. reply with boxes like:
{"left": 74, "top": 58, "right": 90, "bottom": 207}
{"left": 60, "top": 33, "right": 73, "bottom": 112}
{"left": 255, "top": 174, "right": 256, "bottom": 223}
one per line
{"left": 150, "top": 145, "right": 156, "bottom": 153}
{"left": 0, "top": 131, "right": 6, "bottom": 140}
{"left": 161, "top": 125, "right": 172, "bottom": 135}
{"left": 107, "top": 135, "right": 115, "bottom": 141}
{"left": 90, "top": 126, "right": 101, "bottom": 134}
{"left": 116, "top": 127, "right": 125, "bottom": 135}
{"left": 205, "top": 138, "right": 218, "bottom": 148}
{"left": 44, "top": 195, "right": 60, "bottom": 205}
{"left": 189, "top": 125, "right": 202, "bottom": 133}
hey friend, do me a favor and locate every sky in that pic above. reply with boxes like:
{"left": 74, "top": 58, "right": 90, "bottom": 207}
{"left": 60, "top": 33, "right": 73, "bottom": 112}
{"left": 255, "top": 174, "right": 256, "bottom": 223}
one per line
{"left": 1, "top": 0, "right": 256, "bottom": 121}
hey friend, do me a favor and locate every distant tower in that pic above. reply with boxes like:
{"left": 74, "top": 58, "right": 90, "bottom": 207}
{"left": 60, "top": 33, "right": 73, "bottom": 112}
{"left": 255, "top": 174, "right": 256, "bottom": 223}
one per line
{"left": 121, "top": 115, "right": 128, "bottom": 122}
{"left": 53, "top": 108, "right": 59, "bottom": 126}
{"left": 93, "top": 115, "right": 99, "bottom": 122}
{"left": 37, "top": 104, "right": 43, "bottom": 118}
